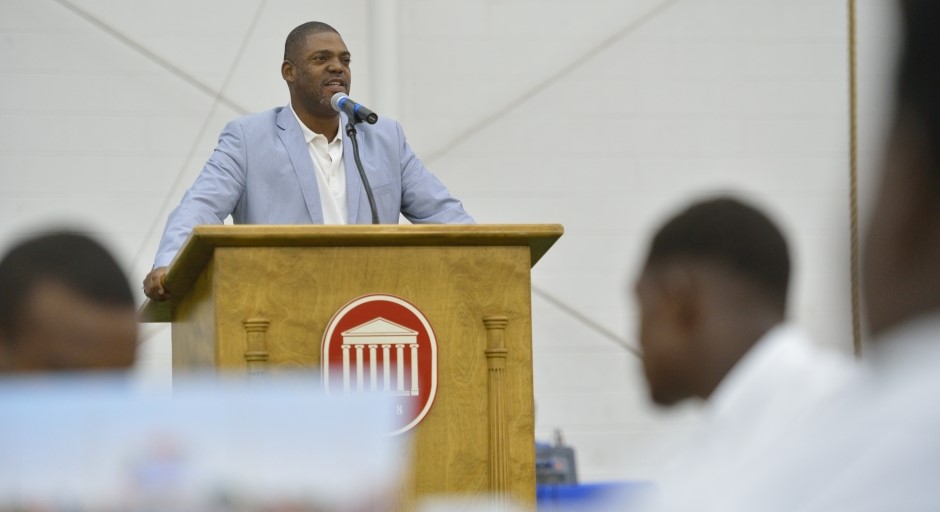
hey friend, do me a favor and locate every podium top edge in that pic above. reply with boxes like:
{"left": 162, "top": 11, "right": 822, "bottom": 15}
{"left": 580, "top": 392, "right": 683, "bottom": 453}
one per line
{"left": 138, "top": 224, "right": 563, "bottom": 323}
{"left": 189, "top": 223, "right": 564, "bottom": 239}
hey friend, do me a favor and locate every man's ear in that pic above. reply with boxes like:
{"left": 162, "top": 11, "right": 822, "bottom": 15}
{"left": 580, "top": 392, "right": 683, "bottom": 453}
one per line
{"left": 281, "top": 60, "right": 294, "bottom": 83}
{"left": 660, "top": 266, "right": 700, "bottom": 335}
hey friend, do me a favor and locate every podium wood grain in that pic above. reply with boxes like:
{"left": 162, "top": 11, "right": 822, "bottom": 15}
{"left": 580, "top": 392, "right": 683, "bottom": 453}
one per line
{"left": 140, "top": 225, "right": 562, "bottom": 507}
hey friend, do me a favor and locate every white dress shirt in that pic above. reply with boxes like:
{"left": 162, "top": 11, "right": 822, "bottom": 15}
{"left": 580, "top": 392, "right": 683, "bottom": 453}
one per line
{"left": 648, "top": 324, "right": 854, "bottom": 512}
{"left": 720, "top": 314, "right": 940, "bottom": 512}
{"left": 290, "top": 105, "right": 347, "bottom": 224}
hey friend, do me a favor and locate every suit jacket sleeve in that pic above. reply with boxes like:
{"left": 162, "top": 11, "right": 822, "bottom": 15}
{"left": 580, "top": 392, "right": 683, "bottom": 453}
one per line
{"left": 152, "top": 119, "right": 248, "bottom": 268}
{"left": 396, "top": 122, "right": 475, "bottom": 224}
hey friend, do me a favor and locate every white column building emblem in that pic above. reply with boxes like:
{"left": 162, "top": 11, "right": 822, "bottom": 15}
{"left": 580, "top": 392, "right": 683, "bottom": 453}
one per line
{"left": 340, "top": 317, "right": 420, "bottom": 396}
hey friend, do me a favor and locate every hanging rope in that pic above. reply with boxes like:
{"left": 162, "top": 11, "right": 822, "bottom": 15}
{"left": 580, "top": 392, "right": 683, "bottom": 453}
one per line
{"left": 847, "top": 0, "right": 862, "bottom": 357}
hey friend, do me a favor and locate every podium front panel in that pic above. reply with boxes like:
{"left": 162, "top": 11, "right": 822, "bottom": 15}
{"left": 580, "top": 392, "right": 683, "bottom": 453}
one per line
{"left": 175, "top": 244, "right": 537, "bottom": 504}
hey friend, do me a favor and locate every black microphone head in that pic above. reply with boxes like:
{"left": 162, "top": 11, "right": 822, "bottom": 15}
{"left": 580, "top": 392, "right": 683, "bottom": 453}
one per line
{"left": 330, "top": 93, "right": 348, "bottom": 113}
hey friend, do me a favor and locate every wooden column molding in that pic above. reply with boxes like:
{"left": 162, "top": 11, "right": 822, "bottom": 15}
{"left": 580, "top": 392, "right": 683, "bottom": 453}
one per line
{"left": 483, "top": 315, "right": 510, "bottom": 503}
{"left": 243, "top": 318, "right": 270, "bottom": 378}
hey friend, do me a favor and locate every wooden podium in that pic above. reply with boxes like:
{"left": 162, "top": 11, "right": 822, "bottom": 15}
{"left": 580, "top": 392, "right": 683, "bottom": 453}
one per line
{"left": 139, "top": 224, "right": 563, "bottom": 506}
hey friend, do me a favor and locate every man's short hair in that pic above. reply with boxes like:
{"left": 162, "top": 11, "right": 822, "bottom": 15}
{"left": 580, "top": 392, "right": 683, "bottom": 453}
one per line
{"left": 644, "top": 197, "right": 791, "bottom": 306}
{"left": 898, "top": 0, "right": 940, "bottom": 187}
{"left": 284, "top": 21, "right": 340, "bottom": 62}
{"left": 0, "top": 232, "right": 134, "bottom": 341}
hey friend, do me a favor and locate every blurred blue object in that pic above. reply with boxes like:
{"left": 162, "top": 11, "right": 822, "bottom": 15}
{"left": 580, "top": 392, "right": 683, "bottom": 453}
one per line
{"left": 536, "top": 430, "right": 578, "bottom": 484}
{"left": 537, "top": 481, "right": 656, "bottom": 511}
{"left": 0, "top": 372, "right": 407, "bottom": 511}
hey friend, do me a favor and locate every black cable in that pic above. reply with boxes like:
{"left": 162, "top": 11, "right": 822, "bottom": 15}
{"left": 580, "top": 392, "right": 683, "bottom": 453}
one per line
{"left": 345, "top": 121, "right": 380, "bottom": 224}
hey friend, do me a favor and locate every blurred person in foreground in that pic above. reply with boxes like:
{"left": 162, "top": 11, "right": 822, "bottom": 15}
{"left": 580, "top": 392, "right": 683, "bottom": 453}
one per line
{"left": 864, "top": 0, "right": 940, "bottom": 374}
{"left": 649, "top": 3, "right": 940, "bottom": 509}
{"left": 728, "top": 1, "right": 940, "bottom": 509}
{"left": 143, "top": 21, "right": 473, "bottom": 302}
{"left": 630, "top": 197, "right": 852, "bottom": 510}
{"left": 0, "top": 232, "right": 137, "bottom": 372}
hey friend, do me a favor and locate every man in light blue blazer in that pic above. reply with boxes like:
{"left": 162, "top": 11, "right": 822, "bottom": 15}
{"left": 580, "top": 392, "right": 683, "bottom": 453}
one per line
{"left": 144, "top": 21, "right": 473, "bottom": 301}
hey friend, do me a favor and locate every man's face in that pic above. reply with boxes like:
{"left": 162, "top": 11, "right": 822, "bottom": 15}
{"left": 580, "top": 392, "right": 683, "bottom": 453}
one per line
{"left": 634, "top": 267, "right": 697, "bottom": 406}
{"left": 1, "top": 281, "right": 137, "bottom": 372}
{"left": 862, "top": 143, "right": 902, "bottom": 336}
{"left": 862, "top": 111, "right": 930, "bottom": 336}
{"left": 284, "top": 31, "right": 351, "bottom": 117}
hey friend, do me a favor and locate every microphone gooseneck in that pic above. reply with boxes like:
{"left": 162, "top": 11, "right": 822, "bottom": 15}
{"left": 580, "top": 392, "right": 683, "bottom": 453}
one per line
{"left": 344, "top": 121, "right": 380, "bottom": 225}
{"left": 332, "top": 93, "right": 379, "bottom": 224}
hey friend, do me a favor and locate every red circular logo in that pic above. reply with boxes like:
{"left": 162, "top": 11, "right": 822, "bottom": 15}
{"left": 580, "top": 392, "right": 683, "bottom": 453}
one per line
{"left": 321, "top": 294, "right": 438, "bottom": 435}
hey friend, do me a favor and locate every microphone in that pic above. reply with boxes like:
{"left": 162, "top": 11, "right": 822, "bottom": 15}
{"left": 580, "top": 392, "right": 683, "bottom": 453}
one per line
{"left": 335, "top": 93, "right": 380, "bottom": 224}
{"left": 331, "top": 93, "right": 378, "bottom": 125}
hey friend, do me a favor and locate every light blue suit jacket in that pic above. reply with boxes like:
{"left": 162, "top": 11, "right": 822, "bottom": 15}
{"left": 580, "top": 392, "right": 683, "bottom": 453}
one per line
{"left": 153, "top": 106, "right": 474, "bottom": 267}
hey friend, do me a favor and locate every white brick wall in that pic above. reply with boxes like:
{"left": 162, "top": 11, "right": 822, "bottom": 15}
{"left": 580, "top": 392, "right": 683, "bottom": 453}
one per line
{"left": 0, "top": 0, "right": 898, "bottom": 482}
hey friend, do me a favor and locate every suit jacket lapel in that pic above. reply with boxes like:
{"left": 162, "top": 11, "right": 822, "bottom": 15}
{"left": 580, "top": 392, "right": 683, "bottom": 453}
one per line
{"left": 341, "top": 112, "right": 364, "bottom": 223}
{"left": 276, "top": 106, "right": 324, "bottom": 223}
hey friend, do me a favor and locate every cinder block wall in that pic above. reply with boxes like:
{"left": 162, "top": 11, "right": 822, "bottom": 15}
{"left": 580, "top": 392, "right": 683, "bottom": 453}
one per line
{"left": 0, "top": 0, "right": 898, "bottom": 481}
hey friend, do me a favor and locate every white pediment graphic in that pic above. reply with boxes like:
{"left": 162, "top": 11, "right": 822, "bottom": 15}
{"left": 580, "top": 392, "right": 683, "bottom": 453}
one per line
{"left": 342, "top": 317, "right": 418, "bottom": 341}
{"left": 339, "top": 317, "right": 421, "bottom": 397}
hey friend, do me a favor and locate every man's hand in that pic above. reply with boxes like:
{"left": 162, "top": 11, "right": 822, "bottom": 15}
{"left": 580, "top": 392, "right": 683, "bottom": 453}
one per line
{"left": 143, "top": 267, "right": 170, "bottom": 301}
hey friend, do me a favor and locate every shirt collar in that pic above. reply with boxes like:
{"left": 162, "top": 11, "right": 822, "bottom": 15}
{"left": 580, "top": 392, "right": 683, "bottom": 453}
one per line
{"left": 707, "top": 323, "right": 803, "bottom": 418}
{"left": 289, "top": 103, "right": 343, "bottom": 144}
{"left": 867, "top": 312, "right": 940, "bottom": 373}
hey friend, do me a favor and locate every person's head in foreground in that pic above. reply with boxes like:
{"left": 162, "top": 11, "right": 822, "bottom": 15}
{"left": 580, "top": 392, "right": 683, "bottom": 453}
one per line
{"left": 0, "top": 232, "right": 137, "bottom": 372}
{"left": 634, "top": 197, "right": 790, "bottom": 405}
{"left": 863, "top": 0, "right": 940, "bottom": 337}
